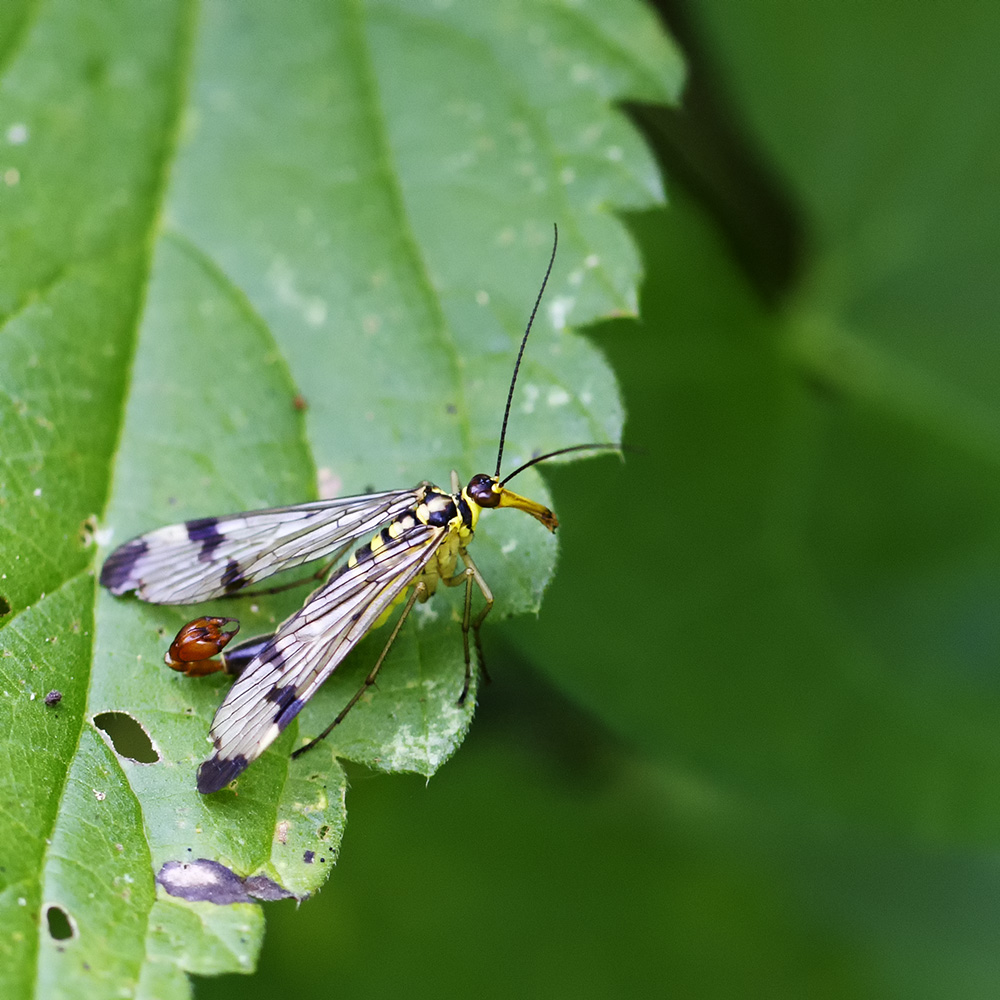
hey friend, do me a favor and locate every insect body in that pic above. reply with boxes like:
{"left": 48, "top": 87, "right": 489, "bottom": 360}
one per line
{"left": 164, "top": 616, "right": 241, "bottom": 676}
{"left": 100, "top": 228, "right": 612, "bottom": 794}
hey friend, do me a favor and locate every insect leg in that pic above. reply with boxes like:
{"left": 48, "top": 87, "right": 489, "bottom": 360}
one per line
{"left": 290, "top": 581, "right": 427, "bottom": 760}
{"left": 443, "top": 547, "right": 494, "bottom": 703}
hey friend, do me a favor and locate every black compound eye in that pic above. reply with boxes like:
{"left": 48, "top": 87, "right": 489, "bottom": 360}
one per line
{"left": 467, "top": 473, "right": 500, "bottom": 508}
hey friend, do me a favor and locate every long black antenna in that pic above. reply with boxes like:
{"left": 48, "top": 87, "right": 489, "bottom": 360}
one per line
{"left": 494, "top": 224, "right": 559, "bottom": 478}
{"left": 499, "top": 442, "right": 621, "bottom": 486}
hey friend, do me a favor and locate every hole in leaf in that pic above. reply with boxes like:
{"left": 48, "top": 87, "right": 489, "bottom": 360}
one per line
{"left": 79, "top": 514, "right": 98, "bottom": 547}
{"left": 93, "top": 712, "right": 159, "bottom": 763}
{"left": 0, "top": 595, "right": 10, "bottom": 616}
{"left": 46, "top": 905, "right": 74, "bottom": 940}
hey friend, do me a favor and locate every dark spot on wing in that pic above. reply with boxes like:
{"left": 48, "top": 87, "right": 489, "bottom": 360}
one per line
{"left": 186, "top": 517, "right": 224, "bottom": 561}
{"left": 197, "top": 753, "right": 249, "bottom": 794}
{"left": 221, "top": 559, "right": 248, "bottom": 593}
{"left": 260, "top": 644, "right": 285, "bottom": 673}
{"left": 99, "top": 538, "right": 148, "bottom": 593}
{"left": 266, "top": 685, "right": 298, "bottom": 708}
{"left": 267, "top": 685, "right": 306, "bottom": 729}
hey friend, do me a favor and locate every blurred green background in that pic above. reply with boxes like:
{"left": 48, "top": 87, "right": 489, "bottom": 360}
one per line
{"left": 201, "top": 1, "right": 1000, "bottom": 998}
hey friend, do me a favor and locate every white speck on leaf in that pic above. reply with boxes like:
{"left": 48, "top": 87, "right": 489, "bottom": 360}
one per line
{"left": 547, "top": 387, "right": 571, "bottom": 407}
{"left": 6, "top": 123, "right": 28, "bottom": 144}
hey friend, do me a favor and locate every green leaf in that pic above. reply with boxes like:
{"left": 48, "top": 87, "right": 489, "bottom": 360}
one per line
{"left": 0, "top": 0, "right": 680, "bottom": 995}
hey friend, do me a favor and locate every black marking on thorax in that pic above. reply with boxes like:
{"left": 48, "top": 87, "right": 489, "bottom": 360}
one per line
{"left": 456, "top": 494, "right": 474, "bottom": 529}
{"left": 421, "top": 488, "right": 458, "bottom": 527}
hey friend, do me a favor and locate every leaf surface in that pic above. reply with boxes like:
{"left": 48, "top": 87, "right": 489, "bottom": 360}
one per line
{"left": 0, "top": 0, "right": 681, "bottom": 995}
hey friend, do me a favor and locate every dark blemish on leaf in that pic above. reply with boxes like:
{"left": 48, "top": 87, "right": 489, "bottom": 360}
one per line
{"left": 157, "top": 860, "right": 248, "bottom": 905}
{"left": 244, "top": 875, "right": 295, "bottom": 901}
{"left": 446, "top": 403, "right": 457, "bottom": 415}
{"left": 93, "top": 712, "right": 159, "bottom": 763}
{"left": 0, "top": 595, "right": 10, "bottom": 616}
{"left": 44, "top": 690, "right": 62, "bottom": 706}
{"left": 303, "top": 851, "right": 314, "bottom": 864}
{"left": 157, "top": 860, "right": 296, "bottom": 904}
{"left": 46, "top": 905, "right": 75, "bottom": 941}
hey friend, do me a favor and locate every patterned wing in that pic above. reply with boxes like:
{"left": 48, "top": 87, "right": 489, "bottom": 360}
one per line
{"left": 99, "top": 489, "right": 422, "bottom": 604}
{"left": 196, "top": 522, "right": 447, "bottom": 793}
